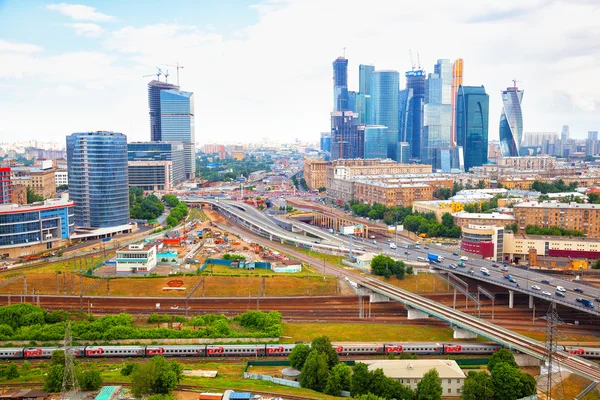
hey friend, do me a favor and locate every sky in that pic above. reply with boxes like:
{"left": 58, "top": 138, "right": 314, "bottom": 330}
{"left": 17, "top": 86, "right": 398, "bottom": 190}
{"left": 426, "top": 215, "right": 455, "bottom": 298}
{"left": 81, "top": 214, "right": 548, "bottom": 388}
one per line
{"left": 0, "top": 0, "right": 599, "bottom": 146}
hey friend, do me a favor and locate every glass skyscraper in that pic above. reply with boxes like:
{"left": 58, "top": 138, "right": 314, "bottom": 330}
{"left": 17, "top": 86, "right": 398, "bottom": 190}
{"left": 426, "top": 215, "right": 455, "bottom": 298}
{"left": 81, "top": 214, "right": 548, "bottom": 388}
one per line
{"left": 66, "top": 131, "right": 129, "bottom": 228}
{"left": 405, "top": 70, "right": 425, "bottom": 159}
{"left": 398, "top": 88, "right": 413, "bottom": 144}
{"left": 320, "top": 132, "right": 331, "bottom": 153}
{"left": 128, "top": 141, "right": 186, "bottom": 185}
{"left": 370, "top": 70, "right": 399, "bottom": 160}
{"left": 330, "top": 111, "right": 362, "bottom": 160}
{"left": 159, "top": 89, "right": 195, "bottom": 179}
{"left": 148, "top": 80, "right": 180, "bottom": 142}
{"left": 359, "top": 64, "right": 375, "bottom": 95}
{"left": 364, "top": 125, "right": 388, "bottom": 159}
{"left": 333, "top": 57, "right": 349, "bottom": 111}
{"left": 423, "top": 60, "right": 453, "bottom": 169}
{"left": 499, "top": 85, "right": 524, "bottom": 157}
{"left": 456, "top": 85, "right": 489, "bottom": 171}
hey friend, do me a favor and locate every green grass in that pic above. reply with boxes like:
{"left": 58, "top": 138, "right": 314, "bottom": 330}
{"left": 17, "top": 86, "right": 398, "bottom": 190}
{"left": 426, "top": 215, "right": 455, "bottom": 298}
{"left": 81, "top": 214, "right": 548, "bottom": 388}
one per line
{"left": 200, "top": 264, "right": 323, "bottom": 278}
{"left": 3, "top": 256, "right": 106, "bottom": 276}
{"left": 286, "top": 246, "right": 344, "bottom": 266}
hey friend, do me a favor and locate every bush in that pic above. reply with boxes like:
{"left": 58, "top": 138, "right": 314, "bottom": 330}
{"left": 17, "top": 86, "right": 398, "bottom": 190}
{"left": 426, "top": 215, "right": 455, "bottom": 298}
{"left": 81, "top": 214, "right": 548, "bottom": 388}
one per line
{"left": 79, "top": 370, "right": 103, "bottom": 390}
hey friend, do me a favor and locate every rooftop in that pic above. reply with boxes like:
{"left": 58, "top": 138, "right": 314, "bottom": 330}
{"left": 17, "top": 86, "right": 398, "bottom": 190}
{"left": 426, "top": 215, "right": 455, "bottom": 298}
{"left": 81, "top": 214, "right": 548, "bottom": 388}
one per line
{"left": 453, "top": 211, "right": 516, "bottom": 221}
{"left": 0, "top": 198, "right": 75, "bottom": 213}
{"left": 360, "top": 359, "right": 465, "bottom": 379}
{"left": 514, "top": 201, "right": 600, "bottom": 210}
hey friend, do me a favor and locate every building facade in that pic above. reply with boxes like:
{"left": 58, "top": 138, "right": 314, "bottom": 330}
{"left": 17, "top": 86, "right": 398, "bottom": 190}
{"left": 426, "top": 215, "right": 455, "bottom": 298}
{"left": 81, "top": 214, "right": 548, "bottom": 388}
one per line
{"left": 330, "top": 111, "right": 362, "bottom": 160}
{"left": 148, "top": 80, "right": 180, "bottom": 142}
{"left": 453, "top": 211, "right": 515, "bottom": 228}
{"left": 499, "top": 84, "right": 524, "bottom": 157}
{"left": 423, "top": 60, "right": 453, "bottom": 169}
{"left": 128, "top": 161, "right": 173, "bottom": 191}
{"left": 303, "top": 159, "right": 329, "bottom": 191}
{"left": 405, "top": 70, "right": 425, "bottom": 159}
{"left": 456, "top": 85, "right": 489, "bottom": 171}
{"left": 319, "top": 132, "right": 331, "bottom": 154}
{"left": 370, "top": 70, "right": 400, "bottom": 160}
{"left": 0, "top": 199, "right": 75, "bottom": 258}
{"left": 0, "top": 168, "right": 10, "bottom": 205}
{"left": 359, "top": 64, "right": 375, "bottom": 95}
{"left": 461, "top": 224, "right": 505, "bottom": 262}
{"left": 55, "top": 170, "right": 68, "bottom": 187}
{"left": 353, "top": 180, "right": 433, "bottom": 207}
{"left": 66, "top": 131, "right": 129, "bottom": 228}
{"left": 159, "top": 90, "right": 195, "bottom": 179}
{"left": 364, "top": 125, "right": 388, "bottom": 159}
{"left": 128, "top": 141, "right": 186, "bottom": 185}
{"left": 333, "top": 57, "right": 349, "bottom": 111}
{"left": 513, "top": 202, "right": 600, "bottom": 238}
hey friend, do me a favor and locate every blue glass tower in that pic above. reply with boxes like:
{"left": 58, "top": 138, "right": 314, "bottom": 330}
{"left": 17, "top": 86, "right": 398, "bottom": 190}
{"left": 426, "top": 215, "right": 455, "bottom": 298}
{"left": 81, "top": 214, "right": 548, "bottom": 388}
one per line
{"left": 398, "top": 88, "right": 413, "bottom": 143}
{"left": 320, "top": 132, "right": 331, "bottom": 153}
{"left": 364, "top": 125, "right": 388, "bottom": 159}
{"left": 66, "top": 131, "right": 129, "bottom": 228}
{"left": 499, "top": 85, "right": 524, "bottom": 157}
{"left": 160, "top": 89, "right": 195, "bottom": 179}
{"left": 359, "top": 64, "right": 375, "bottom": 95}
{"left": 148, "top": 80, "right": 180, "bottom": 142}
{"left": 331, "top": 111, "right": 362, "bottom": 159}
{"left": 333, "top": 57, "right": 349, "bottom": 111}
{"left": 370, "top": 70, "right": 400, "bottom": 160}
{"left": 456, "top": 85, "right": 489, "bottom": 171}
{"left": 405, "top": 70, "right": 425, "bottom": 159}
{"left": 423, "top": 60, "right": 453, "bottom": 169}
{"left": 128, "top": 141, "right": 186, "bottom": 184}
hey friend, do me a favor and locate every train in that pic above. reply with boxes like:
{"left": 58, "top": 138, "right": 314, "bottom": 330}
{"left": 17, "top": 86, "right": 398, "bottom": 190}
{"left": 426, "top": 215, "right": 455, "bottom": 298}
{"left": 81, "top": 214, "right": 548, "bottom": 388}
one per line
{"left": 1, "top": 342, "right": 599, "bottom": 360}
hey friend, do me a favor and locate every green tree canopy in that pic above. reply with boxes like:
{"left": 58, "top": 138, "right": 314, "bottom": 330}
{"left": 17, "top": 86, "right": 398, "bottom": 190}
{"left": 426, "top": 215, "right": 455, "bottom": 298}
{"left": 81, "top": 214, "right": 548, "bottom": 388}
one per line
{"left": 487, "top": 348, "right": 517, "bottom": 372}
{"left": 311, "top": 335, "right": 339, "bottom": 369}
{"left": 299, "top": 350, "right": 330, "bottom": 392}
{"left": 79, "top": 370, "right": 103, "bottom": 391}
{"left": 351, "top": 363, "right": 373, "bottom": 397}
{"left": 416, "top": 368, "right": 443, "bottom": 400}
{"left": 461, "top": 371, "right": 494, "bottom": 400}
{"left": 491, "top": 363, "right": 523, "bottom": 400}
{"left": 289, "top": 344, "right": 311, "bottom": 370}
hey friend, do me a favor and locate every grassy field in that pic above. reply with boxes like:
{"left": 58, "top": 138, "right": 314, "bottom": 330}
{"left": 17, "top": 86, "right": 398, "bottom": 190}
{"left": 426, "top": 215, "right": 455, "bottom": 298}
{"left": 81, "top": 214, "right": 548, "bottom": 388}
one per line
{"left": 281, "top": 322, "right": 480, "bottom": 343}
{"left": 2, "top": 256, "right": 106, "bottom": 277}
{"left": 288, "top": 246, "right": 344, "bottom": 266}
{"left": 201, "top": 264, "right": 323, "bottom": 277}
{"left": 556, "top": 373, "right": 600, "bottom": 400}
{"left": 515, "top": 329, "right": 600, "bottom": 343}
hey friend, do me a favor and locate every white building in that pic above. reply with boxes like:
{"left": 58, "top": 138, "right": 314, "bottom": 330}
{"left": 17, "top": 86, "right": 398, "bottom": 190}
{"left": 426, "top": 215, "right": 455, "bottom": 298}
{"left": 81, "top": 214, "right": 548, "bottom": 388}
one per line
{"left": 361, "top": 359, "right": 466, "bottom": 397}
{"left": 55, "top": 170, "right": 68, "bottom": 186}
{"left": 116, "top": 243, "right": 157, "bottom": 274}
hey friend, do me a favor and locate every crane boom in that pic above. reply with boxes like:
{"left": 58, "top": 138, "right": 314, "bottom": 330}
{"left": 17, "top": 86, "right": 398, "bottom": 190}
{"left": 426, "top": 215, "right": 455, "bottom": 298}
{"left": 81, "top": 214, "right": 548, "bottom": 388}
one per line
{"left": 164, "top": 63, "right": 184, "bottom": 86}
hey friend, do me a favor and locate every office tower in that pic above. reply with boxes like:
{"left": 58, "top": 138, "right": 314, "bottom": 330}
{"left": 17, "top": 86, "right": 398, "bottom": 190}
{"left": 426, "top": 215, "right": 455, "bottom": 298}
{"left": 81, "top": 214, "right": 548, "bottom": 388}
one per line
{"left": 435, "top": 59, "right": 453, "bottom": 105}
{"left": 148, "top": 80, "right": 180, "bottom": 142}
{"left": 450, "top": 59, "right": 463, "bottom": 147}
{"left": 364, "top": 125, "right": 388, "bottom": 159}
{"left": 423, "top": 60, "right": 453, "bottom": 169}
{"left": 348, "top": 91, "right": 357, "bottom": 114}
{"left": 359, "top": 64, "right": 375, "bottom": 95}
{"left": 331, "top": 111, "right": 362, "bottom": 159}
{"left": 333, "top": 57, "right": 349, "bottom": 111}
{"left": 320, "top": 132, "right": 332, "bottom": 153}
{"left": 561, "top": 125, "right": 570, "bottom": 142}
{"left": 405, "top": 70, "right": 425, "bottom": 159}
{"left": 0, "top": 167, "right": 10, "bottom": 204}
{"left": 398, "top": 88, "right": 413, "bottom": 144}
{"left": 159, "top": 89, "right": 195, "bottom": 179}
{"left": 456, "top": 85, "right": 490, "bottom": 171}
{"left": 589, "top": 131, "right": 599, "bottom": 141}
{"left": 66, "top": 131, "right": 129, "bottom": 228}
{"left": 398, "top": 142, "right": 411, "bottom": 163}
{"left": 128, "top": 142, "right": 186, "bottom": 185}
{"left": 370, "top": 70, "right": 400, "bottom": 160}
{"left": 355, "top": 94, "right": 371, "bottom": 125}
{"left": 499, "top": 83, "right": 524, "bottom": 157}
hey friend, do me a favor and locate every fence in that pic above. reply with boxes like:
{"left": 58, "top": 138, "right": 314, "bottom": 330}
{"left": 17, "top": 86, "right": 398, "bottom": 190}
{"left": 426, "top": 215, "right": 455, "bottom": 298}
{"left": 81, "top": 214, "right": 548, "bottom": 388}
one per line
{"left": 198, "top": 258, "right": 272, "bottom": 272}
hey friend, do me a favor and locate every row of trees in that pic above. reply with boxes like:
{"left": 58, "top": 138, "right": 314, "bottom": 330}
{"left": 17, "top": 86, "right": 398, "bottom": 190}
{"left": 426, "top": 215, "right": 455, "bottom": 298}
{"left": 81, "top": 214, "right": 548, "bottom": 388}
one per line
{"left": 129, "top": 186, "right": 165, "bottom": 221}
{"left": 435, "top": 182, "right": 487, "bottom": 200}
{"left": 165, "top": 202, "right": 188, "bottom": 227}
{"left": 461, "top": 349, "right": 536, "bottom": 400}
{"left": 525, "top": 225, "right": 585, "bottom": 237}
{"left": 44, "top": 350, "right": 103, "bottom": 392}
{"left": 462, "top": 197, "right": 499, "bottom": 214}
{"left": 26, "top": 187, "right": 44, "bottom": 204}
{"left": 347, "top": 201, "right": 413, "bottom": 226}
{"left": 121, "top": 356, "right": 183, "bottom": 397}
{"left": 291, "top": 175, "right": 308, "bottom": 191}
{"left": 196, "top": 154, "right": 272, "bottom": 183}
{"left": 403, "top": 212, "right": 461, "bottom": 238}
{"left": 370, "top": 254, "right": 412, "bottom": 279}
{"left": 162, "top": 194, "right": 180, "bottom": 207}
{"left": 531, "top": 179, "right": 578, "bottom": 194}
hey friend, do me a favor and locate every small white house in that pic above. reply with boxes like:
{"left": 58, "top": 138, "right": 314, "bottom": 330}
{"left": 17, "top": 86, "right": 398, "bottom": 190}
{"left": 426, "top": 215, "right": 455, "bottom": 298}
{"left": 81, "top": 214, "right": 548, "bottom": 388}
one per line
{"left": 116, "top": 243, "right": 157, "bottom": 274}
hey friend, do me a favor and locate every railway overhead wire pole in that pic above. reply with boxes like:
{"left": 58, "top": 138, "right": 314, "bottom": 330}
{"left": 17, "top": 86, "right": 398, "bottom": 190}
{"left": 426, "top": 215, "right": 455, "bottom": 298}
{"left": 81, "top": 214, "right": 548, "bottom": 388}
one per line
{"left": 185, "top": 277, "right": 205, "bottom": 318}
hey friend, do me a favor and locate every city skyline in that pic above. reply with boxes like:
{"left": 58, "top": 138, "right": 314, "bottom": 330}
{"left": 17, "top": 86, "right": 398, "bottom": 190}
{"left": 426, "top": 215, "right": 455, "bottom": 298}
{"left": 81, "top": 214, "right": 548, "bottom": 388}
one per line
{"left": 1, "top": 0, "right": 599, "bottom": 144}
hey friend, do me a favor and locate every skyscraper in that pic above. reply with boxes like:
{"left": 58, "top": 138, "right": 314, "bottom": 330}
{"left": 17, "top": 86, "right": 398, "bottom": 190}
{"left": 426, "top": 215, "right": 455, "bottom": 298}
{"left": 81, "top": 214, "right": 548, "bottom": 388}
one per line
{"left": 320, "top": 132, "right": 331, "bottom": 153}
{"left": 405, "top": 70, "right": 425, "bottom": 159}
{"left": 0, "top": 167, "right": 11, "bottom": 205}
{"left": 331, "top": 111, "right": 362, "bottom": 160}
{"left": 333, "top": 57, "right": 349, "bottom": 111}
{"left": 159, "top": 89, "right": 195, "bottom": 179}
{"left": 423, "top": 60, "right": 453, "bottom": 169}
{"left": 456, "top": 85, "right": 490, "bottom": 171}
{"left": 370, "top": 70, "right": 400, "bottom": 160}
{"left": 398, "top": 88, "right": 413, "bottom": 145}
{"left": 359, "top": 64, "right": 375, "bottom": 95}
{"left": 148, "top": 80, "right": 180, "bottom": 142}
{"left": 499, "top": 83, "right": 524, "bottom": 157}
{"left": 354, "top": 94, "right": 371, "bottom": 125}
{"left": 128, "top": 141, "right": 186, "bottom": 185}
{"left": 450, "top": 59, "right": 464, "bottom": 147}
{"left": 589, "top": 131, "right": 599, "bottom": 141}
{"left": 561, "top": 125, "right": 570, "bottom": 142}
{"left": 364, "top": 125, "right": 388, "bottom": 159}
{"left": 66, "top": 131, "right": 129, "bottom": 228}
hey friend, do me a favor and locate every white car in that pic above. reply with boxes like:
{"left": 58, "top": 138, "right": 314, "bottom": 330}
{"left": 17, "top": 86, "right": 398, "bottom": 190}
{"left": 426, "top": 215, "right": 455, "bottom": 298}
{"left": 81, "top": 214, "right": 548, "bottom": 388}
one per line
{"left": 480, "top": 267, "right": 489, "bottom": 273}
{"left": 390, "top": 243, "right": 397, "bottom": 249}
{"left": 417, "top": 256, "right": 425, "bottom": 262}
{"left": 542, "top": 291, "right": 552, "bottom": 296}
{"left": 556, "top": 286, "right": 566, "bottom": 292}
{"left": 460, "top": 256, "right": 469, "bottom": 261}
{"left": 531, "top": 285, "right": 541, "bottom": 290}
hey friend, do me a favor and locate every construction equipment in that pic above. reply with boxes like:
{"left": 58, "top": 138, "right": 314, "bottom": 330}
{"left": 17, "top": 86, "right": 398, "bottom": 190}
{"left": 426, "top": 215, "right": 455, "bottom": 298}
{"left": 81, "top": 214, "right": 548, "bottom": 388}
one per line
{"left": 143, "top": 67, "right": 163, "bottom": 81}
{"left": 164, "top": 63, "right": 184, "bottom": 86}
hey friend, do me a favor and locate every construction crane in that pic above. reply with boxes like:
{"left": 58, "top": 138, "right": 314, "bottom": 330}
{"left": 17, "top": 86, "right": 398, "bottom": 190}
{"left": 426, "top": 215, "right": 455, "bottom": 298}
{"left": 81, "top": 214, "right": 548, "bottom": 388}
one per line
{"left": 142, "top": 67, "right": 163, "bottom": 82}
{"left": 512, "top": 78, "right": 521, "bottom": 89}
{"left": 163, "top": 69, "right": 170, "bottom": 83}
{"left": 409, "top": 49, "right": 415, "bottom": 71}
{"left": 164, "top": 63, "right": 184, "bottom": 86}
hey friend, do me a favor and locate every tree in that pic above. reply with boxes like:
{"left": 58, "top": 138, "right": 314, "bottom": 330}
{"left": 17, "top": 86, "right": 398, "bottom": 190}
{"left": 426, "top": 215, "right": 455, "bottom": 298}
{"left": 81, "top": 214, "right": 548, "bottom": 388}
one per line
{"left": 593, "top": 259, "right": 600, "bottom": 270}
{"left": 57, "top": 184, "right": 69, "bottom": 191}
{"left": 491, "top": 363, "right": 523, "bottom": 400}
{"left": 351, "top": 363, "right": 373, "bottom": 397}
{"left": 51, "top": 350, "right": 65, "bottom": 366}
{"left": 518, "top": 372, "right": 537, "bottom": 398}
{"left": 130, "top": 356, "right": 183, "bottom": 397}
{"left": 44, "top": 365, "right": 64, "bottom": 392}
{"left": 289, "top": 344, "right": 311, "bottom": 370}
{"left": 121, "top": 362, "right": 136, "bottom": 376}
{"left": 310, "top": 336, "right": 339, "bottom": 369}
{"left": 26, "top": 187, "right": 44, "bottom": 204}
{"left": 79, "top": 370, "right": 103, "bottom": 390}
{"left": 416, "top": 368, "right": 442, "bottom": 400}
{"left": 487, "top": 348, "right": 517, "bottom": 372}
{"left": 299, "top": 351, "right": 330, "bottom": 392}
{"left": 461, "top": 371, "right": 493, "bottom": 400}
{"left": 163, "top": 194, "right": 180, "bottom": 207}
{"left": 354, "top": 395, "right": 386, "bottom": 400}
{"left": 441, "top": 212, "right": 454, "bottom": 229}
{"left": 324, "top": 363, "right": 350, "bottom": 396}
{"left": 4, "top": 362, "right": 19, "bottom": 380}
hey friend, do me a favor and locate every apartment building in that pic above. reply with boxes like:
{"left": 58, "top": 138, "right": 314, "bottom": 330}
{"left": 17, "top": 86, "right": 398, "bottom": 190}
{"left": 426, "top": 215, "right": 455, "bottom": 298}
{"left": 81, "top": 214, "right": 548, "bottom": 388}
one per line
{"left": 353, "top": 180, "right": 433, "bottom": 207}
{"left": 513, "top": 201, "right": 600, "bottom": 238}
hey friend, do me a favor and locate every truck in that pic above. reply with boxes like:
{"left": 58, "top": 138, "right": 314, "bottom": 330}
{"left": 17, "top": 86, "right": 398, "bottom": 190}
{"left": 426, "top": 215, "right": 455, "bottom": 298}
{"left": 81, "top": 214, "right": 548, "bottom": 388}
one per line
{"left": 340, "top": 226, "right": 356, "bottom": 235}
{"left": 427, "top": 253, "right": 444, "bottom": 263}
{"left": 578, "top": 298, "right": 594, "bottom": 308}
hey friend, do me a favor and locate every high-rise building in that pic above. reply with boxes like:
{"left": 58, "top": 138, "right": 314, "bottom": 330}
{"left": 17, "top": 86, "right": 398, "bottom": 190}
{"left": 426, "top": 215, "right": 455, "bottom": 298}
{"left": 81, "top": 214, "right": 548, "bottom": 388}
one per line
{"left": 330, "top": 111, "right": 363, "bottom": 160}
{"left": 499, "top": 84, "right": 524, "bottom": 157}
{"left": 370, "top": 70, "right": 400, "bottom": 160}
{"left": 148, "top": 80, "right": 180, "bottom": 142}
{"left": 159, "top": 89, "right": 195, "bottom": 179}
{"left": 405, "top": 70, "right": 425, "bottom": 159}
{"left": 0, "top": 167, "right": 11, "bottom": 204}
{"left": 354, "top": 94, "right": 371, "bottom": 125}
{"left": 450, "top": 59, "right": 464, "bottom": 147}
{"left": 320, "top": 132, "right": 331, "bottom": 153}
{"left": 435, "top": 59, "right": 453, "bottom": 105}
{"left": 423, "top": 61, "right": 453, "bottom": 169}
{"left": 348, "top": 90, "right": 357, "bottom": 114}
{"left": 398, "top": 142, "right": 411, "bottom": 163}
{"left": 561, "top": 125, "right": 570, "bottom": 142}
{"left": 128, "top": 141, "right": 186, "bottom": 185}
{"left": 66, "top": 131, "right": 129, "bottom": 228}
{"left": 333, "top": 57, "right": 349, "bottom": 111}
{"left": 359, "top": 64, "right": 375, "bottom": 95}
{"left": 456, "top": 85, "right": 489, "bottom": 171}
{"left": 588, "top": 131, "right": 599, "bottom": 141}
{"left": 364, "top": 125, "right": 388, "bottom": 159}
{"left": 398, "top": 88, "right": 413, "bottom": 144}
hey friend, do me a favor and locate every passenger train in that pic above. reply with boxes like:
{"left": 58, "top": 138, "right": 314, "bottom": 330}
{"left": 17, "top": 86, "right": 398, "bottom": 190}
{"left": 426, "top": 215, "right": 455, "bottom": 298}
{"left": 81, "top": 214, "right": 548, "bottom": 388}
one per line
{"left": 1, "top": 342, "right": 599, "bottom": 360}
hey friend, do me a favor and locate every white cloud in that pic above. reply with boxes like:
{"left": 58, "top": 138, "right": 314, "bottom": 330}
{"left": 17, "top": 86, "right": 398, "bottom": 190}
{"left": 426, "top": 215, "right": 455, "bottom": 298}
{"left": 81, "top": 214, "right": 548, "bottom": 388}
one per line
{"left": 67, "top": 23, "right": 104, "bottom": 37}
{"left": 46, "top": 3, "right": 115, "bottom": 22}
{"left": 0, "top": 40, "right": 43, "bottom": 53}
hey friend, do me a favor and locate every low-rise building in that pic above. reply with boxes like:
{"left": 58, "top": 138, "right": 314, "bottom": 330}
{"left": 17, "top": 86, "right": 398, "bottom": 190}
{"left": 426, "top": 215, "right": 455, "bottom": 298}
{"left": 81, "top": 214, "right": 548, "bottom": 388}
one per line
{"left": 497, "top": 177, "right": 536, "bottom": 190}
{"left": 303, "top": 158, "right": 328, "bottom": 191}
{"left": 461, "top": 224, "right": 505, "bottom": 262}
{"left": 115, "top": 243, "right": 157, "bottom": 274}
{"left": 361, "top": 359, "right": 466, "bottom": 397}
{"left": 55, "top": 170, "right": 68, "bottom": 187}
{"left": 453, "top": 211, "right": 515, "bottom": 228}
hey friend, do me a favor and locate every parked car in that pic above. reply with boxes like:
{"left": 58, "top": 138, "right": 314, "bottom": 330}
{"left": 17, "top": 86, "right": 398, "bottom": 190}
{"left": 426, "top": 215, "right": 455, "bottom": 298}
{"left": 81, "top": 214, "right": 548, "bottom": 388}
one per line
{"left": 460, "top": 256, "right": 469, "bottom": 261}
{"left": 491, "top": 264, "right": 499, "bottom": 268}
{"left": 453, "top": 252, "right": 459, "bottom": 256}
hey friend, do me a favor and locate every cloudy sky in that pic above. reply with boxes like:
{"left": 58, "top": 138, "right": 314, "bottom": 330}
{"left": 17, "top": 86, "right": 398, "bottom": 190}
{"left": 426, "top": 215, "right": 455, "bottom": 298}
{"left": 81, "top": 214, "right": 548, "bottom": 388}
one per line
{"left": 0, "top": 0, "right": 599, "bottom": 146}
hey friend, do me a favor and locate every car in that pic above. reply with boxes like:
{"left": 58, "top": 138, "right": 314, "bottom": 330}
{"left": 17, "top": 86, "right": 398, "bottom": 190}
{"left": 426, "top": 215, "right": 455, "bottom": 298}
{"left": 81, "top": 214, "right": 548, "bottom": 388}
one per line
{"left": 500, "top": 267, "right": 508, "bottom": 272}
{"left": 556, "top": 286, "right": 566, "bottom": 292}
{"left": 531, "top": 285, "right": 541, "bottom": 290}
{"left": 449, "top": 263, "right": 456, "bottom": 269}
{"left": 491, "top": 263, "right": 499, "bottom": 268}
{"left": 468, "top": 269, "right": 475, "bottom": 275}
{"left": 555, "top": 291, "right": 565, "bottom": 298}
{"left": 541, "top": 279, "right": 550, "bottom": 284}
{"left": 460, "top": 256, "right": 469, "bottom": 261}
{"left": 417, "top": 257, "right": 425, "bottom": 262}
{"left": 480, "top": 267, "right": 489, "bottom": 273}
{"left": 453, "top": 252, "right": 459, "bottom": 256}
{"left": 595, "top": 298, "right": 600, "bottom": 303}
{"left": 542, "top": 291, "right": 552, "bottom": 296}
{"left": 574, "top": 288, "right": 584, "bottom": 294}
{"left": 482, "top": 271, "right": 490, "bottom": 276}
{"left": 424, "top": 246, "right": 429, "bottom": 249}
{"left": 404, "top": 251, "right": 410, "bottom": 255}
{"left": 509, "top": 278, "right": 517, "bottom": 284}
{"left": 576, "top": 298, "right": 583, "bottom": 303}
{"left": 372, "top": 240, "right": 377, "bottom": 244}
